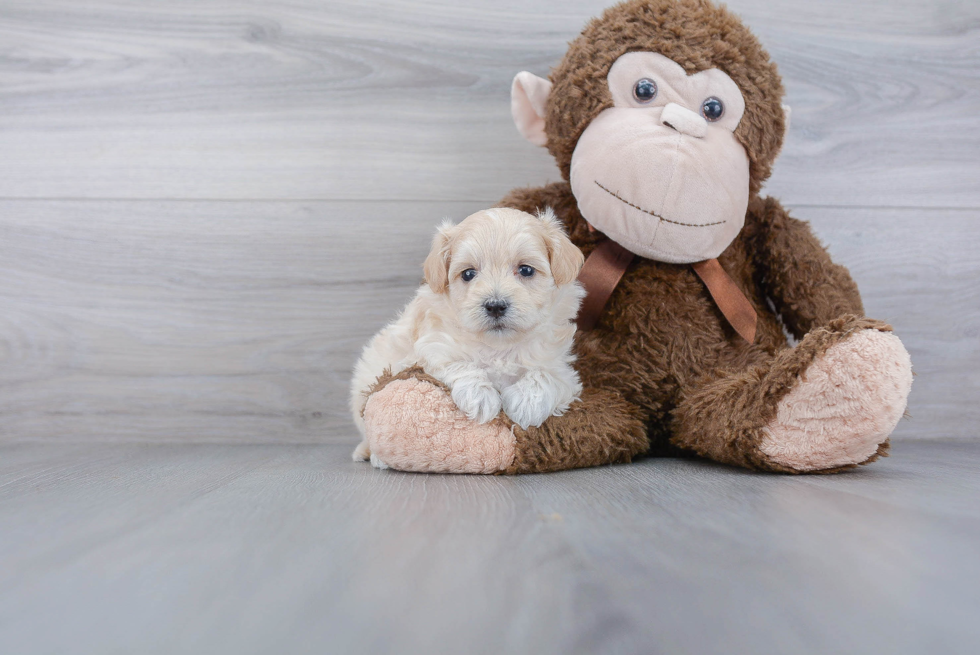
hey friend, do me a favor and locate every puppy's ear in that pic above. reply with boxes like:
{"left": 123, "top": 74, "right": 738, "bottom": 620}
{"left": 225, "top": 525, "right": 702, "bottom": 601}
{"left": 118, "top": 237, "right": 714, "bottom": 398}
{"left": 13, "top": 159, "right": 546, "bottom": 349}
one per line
{"left": 538, "top": 208, "right": 584, "bottom": 286}
{"left": 423, "top": 220, "right": 455, "bottom": 294}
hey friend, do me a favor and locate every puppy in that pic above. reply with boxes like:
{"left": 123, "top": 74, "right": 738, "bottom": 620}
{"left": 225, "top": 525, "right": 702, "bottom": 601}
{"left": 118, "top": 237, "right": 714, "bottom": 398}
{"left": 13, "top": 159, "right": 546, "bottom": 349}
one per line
{"left": 350, "top": 207, "right": 586, "bottom": 467}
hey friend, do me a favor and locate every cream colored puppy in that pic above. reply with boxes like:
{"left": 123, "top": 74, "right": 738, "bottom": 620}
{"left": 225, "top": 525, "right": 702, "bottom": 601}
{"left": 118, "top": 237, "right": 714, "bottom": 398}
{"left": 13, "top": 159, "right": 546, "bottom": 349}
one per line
{"left": 350, "top": 207, "right": 585, "bottom": 467}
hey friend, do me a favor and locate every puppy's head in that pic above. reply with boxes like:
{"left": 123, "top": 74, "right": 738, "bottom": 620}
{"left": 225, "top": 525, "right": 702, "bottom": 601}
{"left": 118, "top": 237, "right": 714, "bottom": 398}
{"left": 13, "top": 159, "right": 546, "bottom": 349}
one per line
{"left": 423, "top": 207, "right": 584, "bottom": 338}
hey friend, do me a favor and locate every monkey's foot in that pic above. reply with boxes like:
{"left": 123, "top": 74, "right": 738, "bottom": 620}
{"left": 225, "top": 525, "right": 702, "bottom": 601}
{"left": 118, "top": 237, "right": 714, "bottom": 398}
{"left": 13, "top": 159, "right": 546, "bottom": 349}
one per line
{"left": 361, "top": 368, "right": 516, "bottom": 474}
{"left": 760, "top": 327, "right": 913, "bottom": 472}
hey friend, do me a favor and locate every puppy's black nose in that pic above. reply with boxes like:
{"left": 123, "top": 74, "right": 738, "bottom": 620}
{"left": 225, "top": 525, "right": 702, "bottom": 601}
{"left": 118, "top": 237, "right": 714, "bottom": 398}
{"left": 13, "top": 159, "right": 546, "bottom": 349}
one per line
{"left": 483, "top": 299, "right": 509, "bottom": 318}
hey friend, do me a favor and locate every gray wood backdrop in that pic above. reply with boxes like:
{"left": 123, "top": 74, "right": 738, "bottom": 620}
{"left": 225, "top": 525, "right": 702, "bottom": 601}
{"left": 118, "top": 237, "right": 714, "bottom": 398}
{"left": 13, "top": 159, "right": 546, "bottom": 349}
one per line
{"left": 1, "top": 0, "right": 977, "bottom": 444}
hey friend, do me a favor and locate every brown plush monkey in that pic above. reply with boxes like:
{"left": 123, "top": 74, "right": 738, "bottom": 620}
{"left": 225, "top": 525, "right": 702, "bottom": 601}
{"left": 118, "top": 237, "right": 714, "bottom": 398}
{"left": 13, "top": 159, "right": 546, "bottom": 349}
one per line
{"left": 358, "top": 0, "right": 913, "bottom": 474}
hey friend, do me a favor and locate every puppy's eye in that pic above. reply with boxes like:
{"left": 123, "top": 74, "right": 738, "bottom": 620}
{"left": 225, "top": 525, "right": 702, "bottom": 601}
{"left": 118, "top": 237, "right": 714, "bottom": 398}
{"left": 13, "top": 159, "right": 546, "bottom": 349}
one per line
{"left": 632, "top": 78, "right": 658, "bottom": 104}
{"left": 517, "top": 265, "right": 535, "bottom": 278}
{"left": 461, "top": 268, "right": 477, "bottom": 282}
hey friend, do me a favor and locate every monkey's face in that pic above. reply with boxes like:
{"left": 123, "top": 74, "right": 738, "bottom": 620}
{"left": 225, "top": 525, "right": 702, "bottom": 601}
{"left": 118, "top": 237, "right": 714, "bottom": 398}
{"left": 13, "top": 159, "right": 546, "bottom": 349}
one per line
{"left": 569, "top": 53, "right": 750, "bottom": 264}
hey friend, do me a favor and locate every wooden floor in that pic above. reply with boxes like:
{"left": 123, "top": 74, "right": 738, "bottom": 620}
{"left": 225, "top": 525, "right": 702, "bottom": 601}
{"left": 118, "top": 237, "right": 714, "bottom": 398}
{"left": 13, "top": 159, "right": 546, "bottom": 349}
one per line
{"left": 1, "top": 440, "right": 978, "bottom": 654}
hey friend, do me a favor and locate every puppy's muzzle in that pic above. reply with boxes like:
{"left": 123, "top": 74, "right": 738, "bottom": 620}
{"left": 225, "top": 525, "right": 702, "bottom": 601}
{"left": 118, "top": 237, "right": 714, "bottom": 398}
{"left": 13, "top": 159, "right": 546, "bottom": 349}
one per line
{"left": 483, "top": 299, "right": 509, "bottom": 319}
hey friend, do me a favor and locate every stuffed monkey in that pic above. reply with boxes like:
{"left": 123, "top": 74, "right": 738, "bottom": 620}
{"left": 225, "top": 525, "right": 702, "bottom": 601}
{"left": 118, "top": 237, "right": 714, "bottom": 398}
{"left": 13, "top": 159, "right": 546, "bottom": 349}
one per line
{"left": 358, "top": 0, "right": 913, "bottom": 474}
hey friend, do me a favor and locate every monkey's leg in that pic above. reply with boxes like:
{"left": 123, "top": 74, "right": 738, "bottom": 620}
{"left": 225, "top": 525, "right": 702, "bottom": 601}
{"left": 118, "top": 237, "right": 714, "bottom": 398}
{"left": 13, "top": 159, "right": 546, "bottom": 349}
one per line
{"left": 360, "top": 368, "right": 647, "bottom": 474}
{"left": 671, "top": 317, "right": 913, "bottom": 473}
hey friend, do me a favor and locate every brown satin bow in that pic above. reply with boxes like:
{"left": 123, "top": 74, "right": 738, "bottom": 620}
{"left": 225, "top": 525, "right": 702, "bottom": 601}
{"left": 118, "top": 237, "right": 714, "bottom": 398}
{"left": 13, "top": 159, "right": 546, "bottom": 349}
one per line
{"left": 575, "top": 237, "right": 757, "bottom": 344}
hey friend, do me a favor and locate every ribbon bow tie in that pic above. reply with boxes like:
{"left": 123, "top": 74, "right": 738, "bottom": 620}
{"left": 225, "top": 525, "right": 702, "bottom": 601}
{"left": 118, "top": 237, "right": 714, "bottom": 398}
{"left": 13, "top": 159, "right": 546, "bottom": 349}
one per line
{"left": 575, "top": 237, "right": 758, "bottom": 344}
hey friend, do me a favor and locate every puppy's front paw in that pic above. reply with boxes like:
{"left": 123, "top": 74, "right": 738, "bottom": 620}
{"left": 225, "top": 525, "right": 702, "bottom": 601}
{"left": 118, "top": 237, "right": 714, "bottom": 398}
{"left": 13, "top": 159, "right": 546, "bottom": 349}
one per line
{"left": 370, "top": 452, "right": 390, "bottom": 470}
{"left": 450, "top": 374, "right": 502, "bottom": 424}
{"left": 501, "top": 376, "right": 558, "bottom": 430}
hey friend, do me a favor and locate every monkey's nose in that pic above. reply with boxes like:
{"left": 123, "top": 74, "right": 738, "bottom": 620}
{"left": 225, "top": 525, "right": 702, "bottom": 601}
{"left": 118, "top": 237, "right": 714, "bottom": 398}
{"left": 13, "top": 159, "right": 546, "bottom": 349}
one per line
{"left": 483, "top": 299, "right": 509, "bottom": 318}
{"left": 661, "top": 102, "right": 707, "bottom": 138}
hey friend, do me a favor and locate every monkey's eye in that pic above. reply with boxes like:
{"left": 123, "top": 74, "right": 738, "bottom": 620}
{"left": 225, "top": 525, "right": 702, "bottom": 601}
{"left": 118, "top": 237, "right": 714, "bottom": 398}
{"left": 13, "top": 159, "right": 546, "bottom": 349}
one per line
{"left": 632, "top": 78, "right": 658, "bottom": 104}
{"left": 517, "top": 265, "right": 535, "bottom": 278}
{"left": 461, "top": 269, "right": 477, "bottom": 282}
{"left": 701, "top": 97, "right": 724, "bottom": 121}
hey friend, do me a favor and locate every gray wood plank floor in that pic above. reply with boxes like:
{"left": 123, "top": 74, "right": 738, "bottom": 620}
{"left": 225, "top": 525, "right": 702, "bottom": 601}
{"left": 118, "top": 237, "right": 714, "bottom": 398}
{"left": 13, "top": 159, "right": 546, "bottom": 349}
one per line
{"left": 1, "top": 441, "right": 978, "bottom": 655}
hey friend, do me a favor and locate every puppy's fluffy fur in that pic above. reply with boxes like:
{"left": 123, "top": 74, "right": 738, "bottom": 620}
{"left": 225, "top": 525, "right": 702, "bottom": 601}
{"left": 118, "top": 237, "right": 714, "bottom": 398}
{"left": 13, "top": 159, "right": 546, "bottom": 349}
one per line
{"left": 350, "top": 207, "right": 586, "bottom": 467}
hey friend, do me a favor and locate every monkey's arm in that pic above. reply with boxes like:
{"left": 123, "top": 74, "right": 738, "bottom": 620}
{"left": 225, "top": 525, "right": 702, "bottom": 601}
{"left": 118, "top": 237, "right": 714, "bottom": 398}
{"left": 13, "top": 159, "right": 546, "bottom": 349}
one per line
{"left": 747, "top": 196, "right": 864, "bottom": 339}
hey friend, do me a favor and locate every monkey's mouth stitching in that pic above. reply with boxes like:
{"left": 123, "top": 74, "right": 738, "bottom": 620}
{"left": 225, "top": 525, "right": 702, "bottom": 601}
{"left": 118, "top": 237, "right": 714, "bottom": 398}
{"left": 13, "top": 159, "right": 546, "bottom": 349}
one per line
{"left": 594, "top": 181, "right": 726, "bottom": 227}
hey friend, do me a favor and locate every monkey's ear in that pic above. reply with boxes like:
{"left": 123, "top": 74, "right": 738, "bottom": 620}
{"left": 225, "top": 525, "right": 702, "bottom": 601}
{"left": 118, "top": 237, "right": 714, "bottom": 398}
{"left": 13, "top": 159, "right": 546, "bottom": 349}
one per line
{"left": 423, "top": 221, "right": 455, "bottom": 294}
{"left": 538, "top": 208, "right": 584, "bottom": 286}
{"left": 511, "top": 72, "right": 552, "bottom": 147}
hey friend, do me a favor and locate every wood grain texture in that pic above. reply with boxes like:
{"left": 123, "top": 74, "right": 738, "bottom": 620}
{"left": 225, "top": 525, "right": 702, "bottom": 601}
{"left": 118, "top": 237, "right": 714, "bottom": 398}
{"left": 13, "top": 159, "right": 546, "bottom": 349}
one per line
{"left": 0, "top": 0, "right": 978, "bottom": 205}
{"left": 0, "top": 199, "right": 468, "bottom": 442}
{"left": 0, "top": 441, "right": 978, "bottom": 654}
{"left": 0, "top": 200, "right": 975, "bottom": 443}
